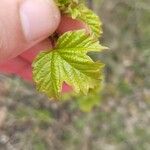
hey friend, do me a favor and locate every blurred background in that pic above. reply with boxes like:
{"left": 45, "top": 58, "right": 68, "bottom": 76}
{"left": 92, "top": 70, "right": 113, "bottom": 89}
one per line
{"left": 0, "top": 0, "right": 150, "bottom": 149}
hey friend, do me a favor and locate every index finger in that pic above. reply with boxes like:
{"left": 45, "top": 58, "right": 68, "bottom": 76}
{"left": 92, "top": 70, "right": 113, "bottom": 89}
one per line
{"left": 56, "top": 15, "right": 89, "bottom": 34}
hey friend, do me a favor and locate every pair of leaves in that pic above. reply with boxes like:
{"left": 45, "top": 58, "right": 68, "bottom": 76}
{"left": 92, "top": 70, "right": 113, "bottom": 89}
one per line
{"left": 32, "top": 30, "right": 105, "bottom": 99}
{"left": 32, "top": 0, "right": 105, "bottom": 99}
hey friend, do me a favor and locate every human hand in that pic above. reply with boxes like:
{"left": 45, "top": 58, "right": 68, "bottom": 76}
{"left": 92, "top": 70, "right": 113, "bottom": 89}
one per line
{"left": 0, "top": 0, "right": 86, "bottom": 82}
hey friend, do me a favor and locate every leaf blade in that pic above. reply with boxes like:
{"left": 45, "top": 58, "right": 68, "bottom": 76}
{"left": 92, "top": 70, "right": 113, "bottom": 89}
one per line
{"left": 32, "top": 30, "right": 104, "bottom": 99}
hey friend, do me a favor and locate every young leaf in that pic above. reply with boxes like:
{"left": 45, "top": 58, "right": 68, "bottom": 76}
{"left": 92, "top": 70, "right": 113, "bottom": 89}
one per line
{"left": 56, "top": 0, "right": 78, "bottom": 5}
{"left": 76, "top": 77, "right": 104, "bottom": 112}
{"left": 55, "top": 0, "right": 78, "bottom": 11}
{"left": 77, "top": 88, "right": 101, "bottom": 112}
{"left": 55, "top": 0, "right": 102, "bottom": 38}
{"left": 32, "top": 30, "right": 105, "bottom": 99}
{"left": 80, "top": 4, "right": 102, "bottom": 38}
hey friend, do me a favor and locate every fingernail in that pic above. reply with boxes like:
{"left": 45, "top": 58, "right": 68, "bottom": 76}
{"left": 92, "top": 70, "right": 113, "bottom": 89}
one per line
{"left": 20, "top": 0, "right": 60, "bottom": 42}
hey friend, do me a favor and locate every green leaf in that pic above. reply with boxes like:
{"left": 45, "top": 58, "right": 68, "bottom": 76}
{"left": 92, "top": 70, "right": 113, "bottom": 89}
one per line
{"left": 55, "top": 0, "right": 78, "bottom": 11}
{"left": 55, "top": 0, "right": 102, "bottom": 38}
{"left": 56, "top": 0, "right": 78, "bottom": 5}
{"left": 67, "top": 4, "right": 102, "bottom": 38}
{"left": 80, "top": 5, "right": 102, "bottom": 38}
{"left": 32, "top": 30, "right": 105, "bottom": 99}
{"left": 77, "top": 84, "right": 103, "bottom": 112}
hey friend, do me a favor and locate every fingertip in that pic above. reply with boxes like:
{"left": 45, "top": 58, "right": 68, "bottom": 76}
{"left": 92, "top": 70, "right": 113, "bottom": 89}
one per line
{"left": 20, "top": 0, "right": 61, "bottom": 42}
{"left": 20, "top": 39, "right": 52, "bottom": 63}
{"left": 56, "top": 15, "right": 88, "bottom": 34}
{"left": 0, "top": 0, "right": 60, "bottom": 62}
{"left": 19, "top": 65, "right": 32, "bottom": 81}
{"left": 0, "top": 57, "right": 27, "bottom": 74}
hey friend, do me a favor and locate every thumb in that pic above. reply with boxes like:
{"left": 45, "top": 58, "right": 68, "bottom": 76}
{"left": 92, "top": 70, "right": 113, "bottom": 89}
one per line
{"left": 0, "top": 0, "right": 60, "bottom": 62}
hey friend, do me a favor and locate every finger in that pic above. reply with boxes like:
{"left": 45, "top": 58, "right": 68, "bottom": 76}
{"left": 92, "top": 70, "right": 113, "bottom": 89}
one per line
{"left": 19, "top": 64, "right": 32, "bottom": 81}
{"left": 0, "top": 0, "right": 60, "bottom": 63}
{"left": 0, "top": 57, "right": 27, "bottom": 74}
{"left": 0, "top": 57, "right": 32, "bottom": 81}
{"left": 20, "top": 39, "right": 52, "bottom": 63}
{"left": 57, "top": 15, "right": 88, "bottom": 34}
{"left": 0, "top": 39, "right": 52, "bottom": 75}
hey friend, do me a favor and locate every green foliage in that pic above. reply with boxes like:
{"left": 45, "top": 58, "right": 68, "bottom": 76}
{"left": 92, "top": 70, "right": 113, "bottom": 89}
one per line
{"left": 33, "top": 30, "right": 105, "bottom": 99}
{"left": 32, "top": 0, "right": 105, "bottom": 102}
{"left": 55, "top": 0, "right": 102, "bottom": 37}
{"left": 75, "top": 4, "right": 102, "bottom": 38}
{"left": 32, "top": 133, "right": 47, "bottom": 150}
{"left": 77, "top": 87, "right": 102, "bottom": 112}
